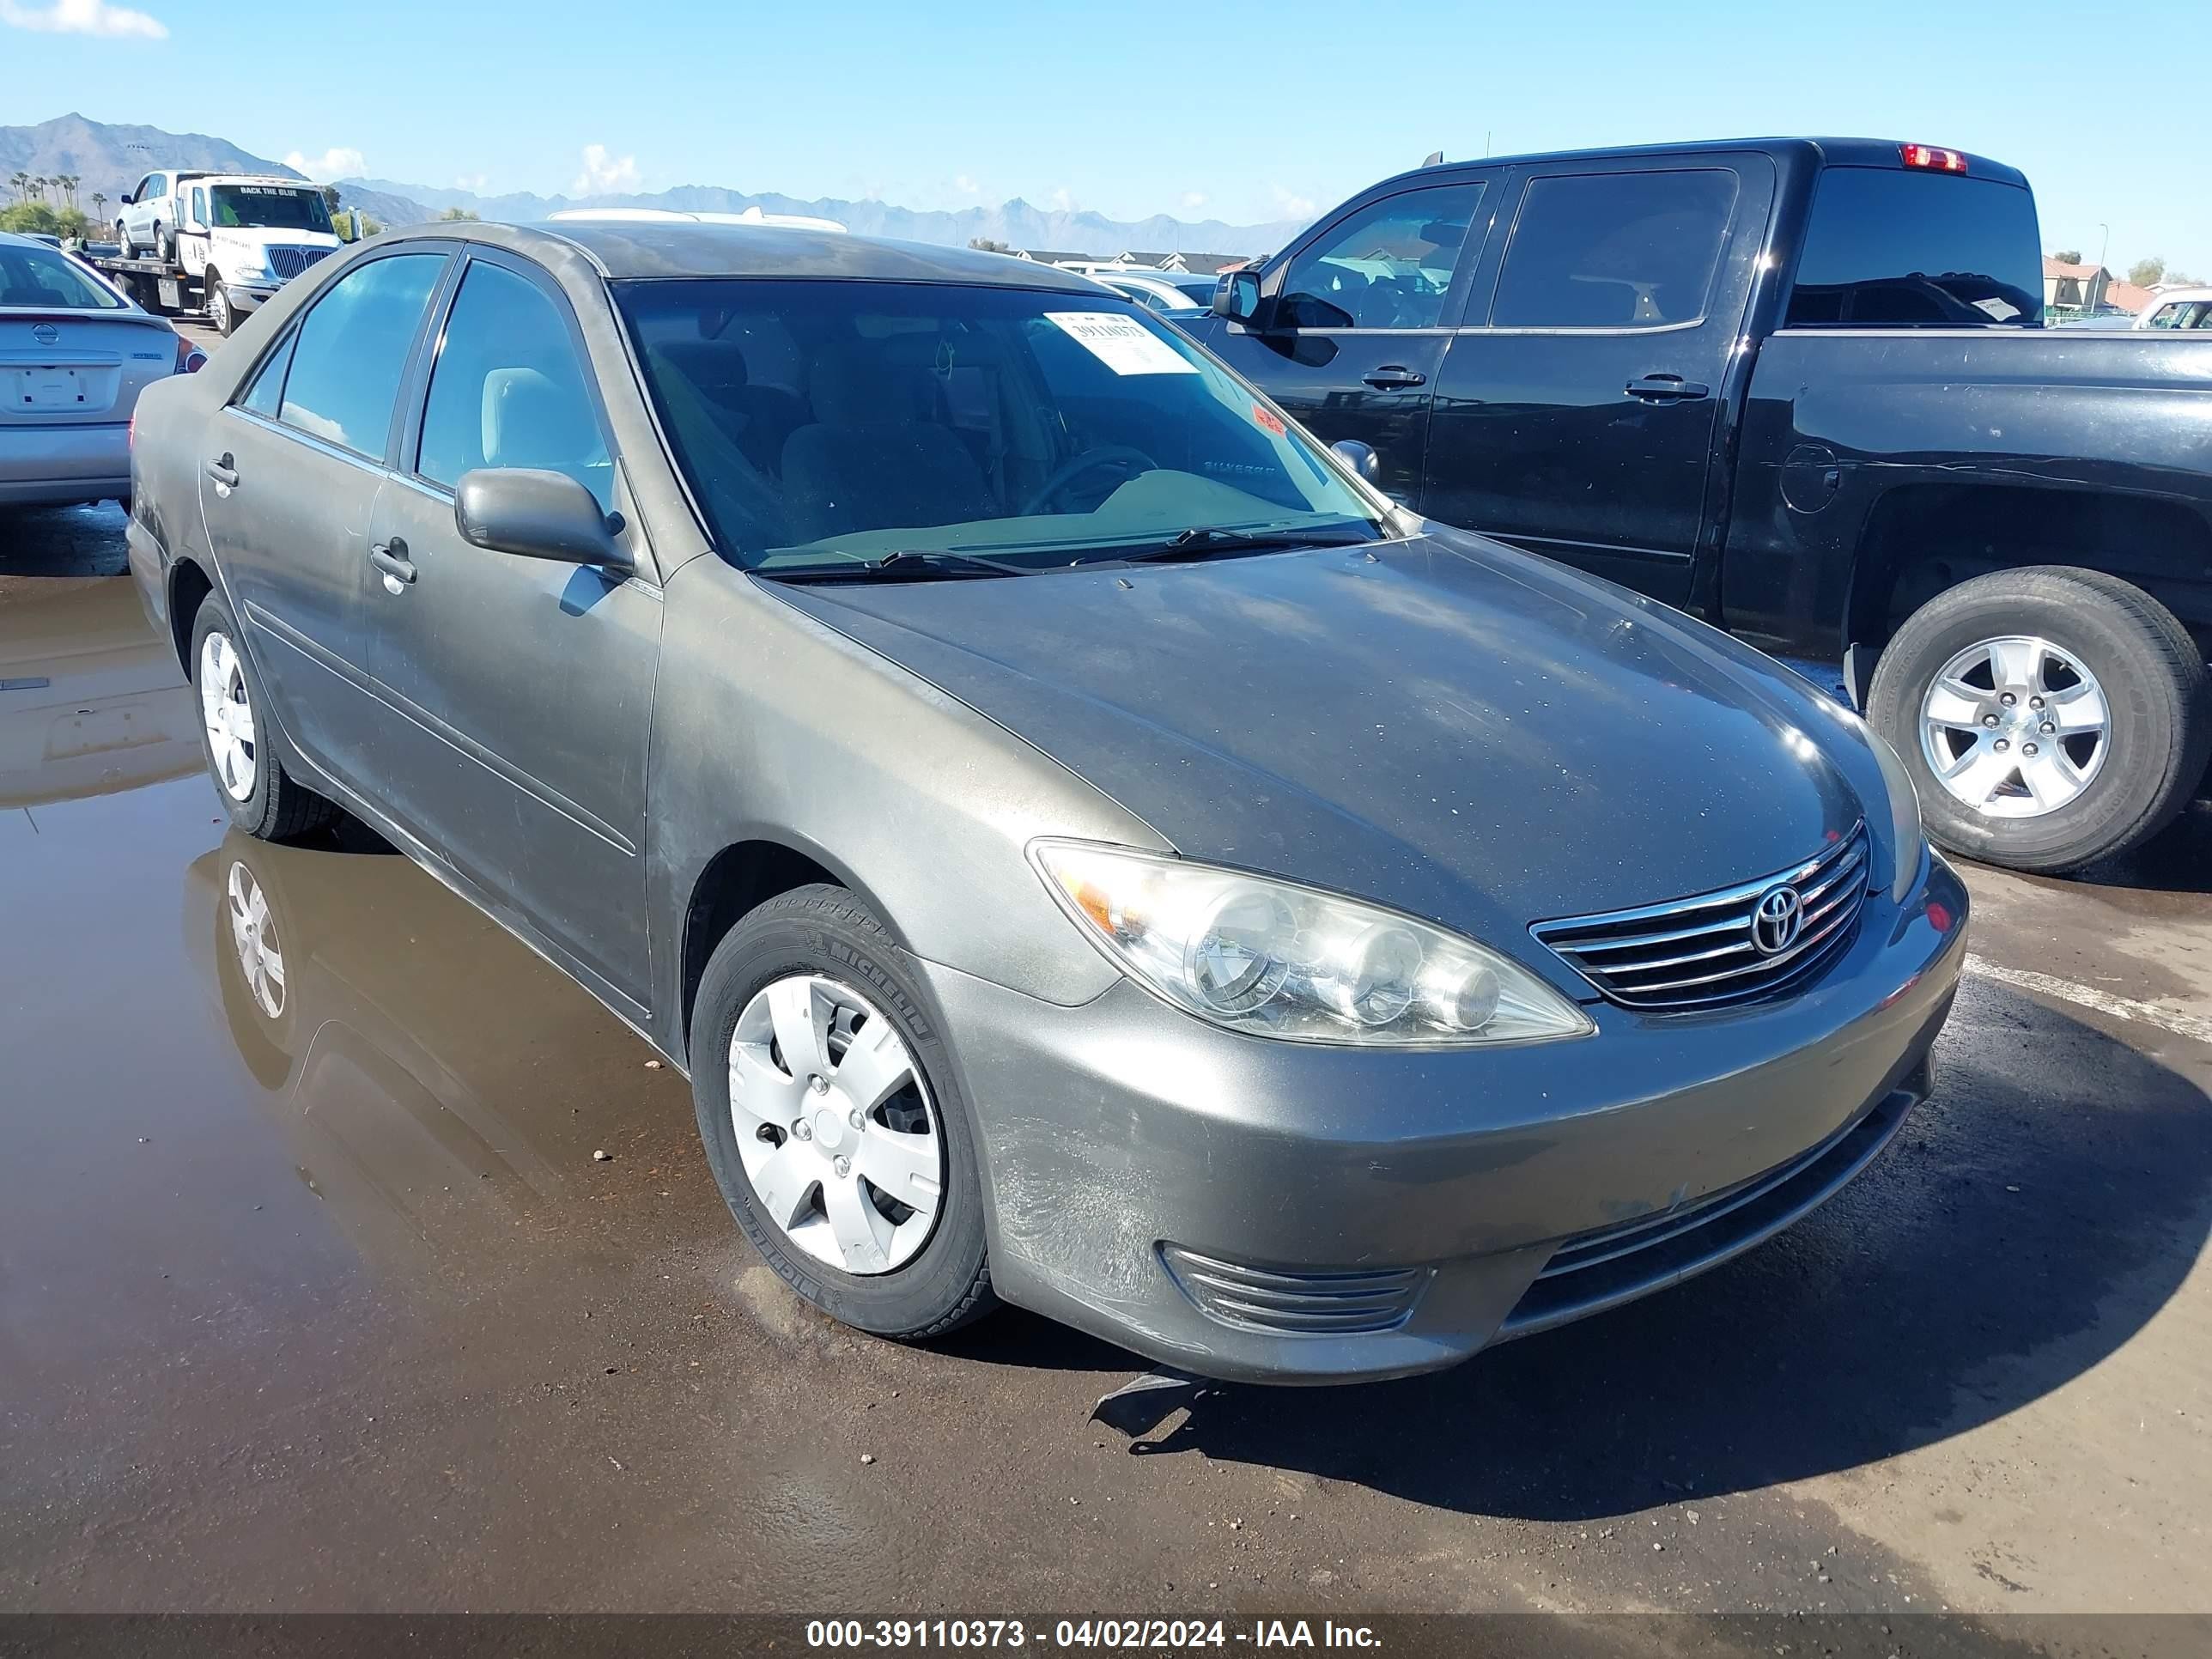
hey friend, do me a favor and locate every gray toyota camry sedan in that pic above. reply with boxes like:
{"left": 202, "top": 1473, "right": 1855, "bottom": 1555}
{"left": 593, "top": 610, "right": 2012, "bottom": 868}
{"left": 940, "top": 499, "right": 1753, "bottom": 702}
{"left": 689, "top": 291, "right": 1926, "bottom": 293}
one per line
{"left": 125, "top": 221, "right": 1967, "bottom": 1383}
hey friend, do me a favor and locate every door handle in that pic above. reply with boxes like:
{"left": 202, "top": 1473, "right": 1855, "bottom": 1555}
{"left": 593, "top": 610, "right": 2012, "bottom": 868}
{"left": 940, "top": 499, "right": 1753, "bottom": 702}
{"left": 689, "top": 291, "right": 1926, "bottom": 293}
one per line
{"left": 368, "top": 538, "right": 416, "bottom": 586}
{"left": 205, "top": 453, "right": 239, "bottom": 489}
{"left": 1625, "top": 374, "right": 1711, "bottom": 402}
{"left": 1363, "top": 366, "right": 1428, "bottom": 391}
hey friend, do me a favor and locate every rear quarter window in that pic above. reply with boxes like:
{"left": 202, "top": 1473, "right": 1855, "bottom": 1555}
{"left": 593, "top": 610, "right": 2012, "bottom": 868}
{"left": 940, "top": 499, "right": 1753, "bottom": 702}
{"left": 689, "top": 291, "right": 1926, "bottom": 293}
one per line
{"left": 1786, "top": 167, "right": 2043, "bottom": 327}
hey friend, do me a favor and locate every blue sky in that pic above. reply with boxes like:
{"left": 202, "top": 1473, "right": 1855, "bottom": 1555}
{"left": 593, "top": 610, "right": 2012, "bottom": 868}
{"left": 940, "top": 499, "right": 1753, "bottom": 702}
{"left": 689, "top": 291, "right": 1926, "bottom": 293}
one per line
{"left": 6, "top": 0, "right": 2205, "bottom": 273}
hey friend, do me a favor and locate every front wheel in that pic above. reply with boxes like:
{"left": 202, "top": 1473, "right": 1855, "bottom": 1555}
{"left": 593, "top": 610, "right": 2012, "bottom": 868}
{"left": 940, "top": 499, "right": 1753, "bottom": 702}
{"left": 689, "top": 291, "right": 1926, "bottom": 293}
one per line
{"left": 116, "top": 220, "right": 135, "bottom": 258}
{"left": 208, "top": 279, "right": 234, "bottom": 337}
{"left": 1868, "top": 566, "right": 2210, "bottom": 872}
{"left": 188, "top": 597, "right": 340, "bottom": 842}
{"left": 154, "top": 222, "right": 173, "bottom": 262}
{"left": 691, "top": 884, "right": 997, "bottom": 1340}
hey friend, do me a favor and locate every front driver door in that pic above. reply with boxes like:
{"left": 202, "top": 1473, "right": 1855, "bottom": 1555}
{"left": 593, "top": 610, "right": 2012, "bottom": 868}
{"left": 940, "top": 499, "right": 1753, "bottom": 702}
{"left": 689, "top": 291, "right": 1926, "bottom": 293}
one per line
{"left": 198, "top": 248, "right": 451, "bottom": 796}
{"left": 1196, "top": 177, "right": 1492, "bottom": 505}
{"left": 362, "top": 249, "right": 659, "bottom": 1012}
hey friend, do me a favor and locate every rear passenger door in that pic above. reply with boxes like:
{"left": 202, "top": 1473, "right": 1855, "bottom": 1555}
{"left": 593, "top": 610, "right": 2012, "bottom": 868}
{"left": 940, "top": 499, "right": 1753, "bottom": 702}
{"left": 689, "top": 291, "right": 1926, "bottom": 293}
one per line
{"left": 1195, "top": 177, "right": 1495, "bottom": 505}
{"left": 199, "top": 247, "right": 451, "bottom": 796}
{"left": 362, "top": 249, "right": 659, "bottom": 1011}
{"left": 1424, "top": 155, "right": 1775, "bottom": 607}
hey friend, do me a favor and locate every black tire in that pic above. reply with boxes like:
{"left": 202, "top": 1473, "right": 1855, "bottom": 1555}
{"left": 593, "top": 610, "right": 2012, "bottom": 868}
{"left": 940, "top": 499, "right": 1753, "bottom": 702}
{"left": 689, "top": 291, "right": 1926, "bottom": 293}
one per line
{"left": 187, "top": 596, "right": 340, "bottom": 842}
{"left": 209, "top": 277, "right": 234, "bottom": 337}
{"left": 154, "top": 222, "right": 173, "bottom": 262}
{"left": 115, "top": 219, "right": 133, "bottom": 258}
{"left": 691, "top": 884, "right": 998, "bottom": 1340}
{"left": 1868, "top": 566, "right": 2210, "bottom": 872}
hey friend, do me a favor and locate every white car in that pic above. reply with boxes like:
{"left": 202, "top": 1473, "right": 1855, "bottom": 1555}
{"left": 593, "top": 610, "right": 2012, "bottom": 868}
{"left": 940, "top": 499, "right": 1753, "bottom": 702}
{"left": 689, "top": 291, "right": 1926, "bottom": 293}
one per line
{"left": 1092, "top": 270, "right": 1221, "bottom": 316}
{"left": 116, "top": 171, "right": 344, "bottom": 335}
{"left": 2137, "top": 287, "right": 2212, "bottom": 330}
{"left": 1, "top": 231, "right": 203, "bottom": 511}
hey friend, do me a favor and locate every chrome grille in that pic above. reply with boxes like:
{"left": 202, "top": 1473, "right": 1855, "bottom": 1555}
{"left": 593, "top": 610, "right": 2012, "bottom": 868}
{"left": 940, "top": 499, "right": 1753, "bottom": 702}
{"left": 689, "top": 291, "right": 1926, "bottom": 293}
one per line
{"left": 1533, "top": 824, "right": 1870, "bottom": 1012}
{"left": 1160, "top": 1244, "right": 1429, "bottom": 1335}
{"left": 267, "top": 246, "right": 332, "bottom": 282}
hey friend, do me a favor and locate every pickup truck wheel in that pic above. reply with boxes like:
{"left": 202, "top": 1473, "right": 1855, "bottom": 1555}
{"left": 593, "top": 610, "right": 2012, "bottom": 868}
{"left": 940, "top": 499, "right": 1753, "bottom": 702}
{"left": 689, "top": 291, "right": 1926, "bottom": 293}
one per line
{"left": 690, "top": 884, "right": 997, "bottom": 1341}
{"left": 188, "top": 597, "right": 341, "bottom": 842}
{"left": 209, "top": 281, "right": 234, "bottom": 337}
{"left": 1869, "top": 567, "right": 2210, "bottom": 873}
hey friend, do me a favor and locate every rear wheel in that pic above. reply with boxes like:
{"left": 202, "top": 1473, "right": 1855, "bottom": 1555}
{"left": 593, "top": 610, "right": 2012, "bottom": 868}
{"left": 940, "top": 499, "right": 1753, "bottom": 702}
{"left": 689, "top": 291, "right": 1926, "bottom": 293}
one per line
{"left": 1868, "top": 566, "right": 2210, "bottom": 872}
{"left": 188, "top": 597, "right": 340, "bottom": 842}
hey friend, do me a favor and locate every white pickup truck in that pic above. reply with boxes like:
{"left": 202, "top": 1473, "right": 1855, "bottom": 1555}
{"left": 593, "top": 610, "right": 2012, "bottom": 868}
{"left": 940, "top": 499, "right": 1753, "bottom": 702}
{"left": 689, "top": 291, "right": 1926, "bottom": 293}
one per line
{"left": 106, "top": 171, "right": 344, "bottom": 335}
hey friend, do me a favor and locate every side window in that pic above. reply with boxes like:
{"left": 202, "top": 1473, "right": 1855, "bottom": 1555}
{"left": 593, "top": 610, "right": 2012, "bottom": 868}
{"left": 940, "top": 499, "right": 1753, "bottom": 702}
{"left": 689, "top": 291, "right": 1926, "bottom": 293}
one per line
{"left": 1492, "top": 170, "right": 1739, "bottom": 329}
{"left": 189, "top": 187, "right": 207, "bottom": 229}
{"left": 239, "top": 330, "right": 297, "bottom": 417}
{"left": 276, "top": 252, "right": 446, "bottom": 459}
{"left": 416, "top": 260, "right": 612, "bottom": 509}
{"left": 1278, "top": 183, "right": 1485, "bottom": 331}
{"left": 1784, "top": 169, "right": 2043, "bottom": 328}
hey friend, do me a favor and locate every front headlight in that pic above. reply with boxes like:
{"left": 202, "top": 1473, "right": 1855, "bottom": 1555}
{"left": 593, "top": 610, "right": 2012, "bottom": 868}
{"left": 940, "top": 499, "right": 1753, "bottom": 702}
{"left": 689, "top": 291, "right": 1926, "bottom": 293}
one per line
{"left": 1031, "top": 841, "right": 1594, "bottom": 1047}
{"left": 1865, "top": 726, "right": 1925, "bottom": 900}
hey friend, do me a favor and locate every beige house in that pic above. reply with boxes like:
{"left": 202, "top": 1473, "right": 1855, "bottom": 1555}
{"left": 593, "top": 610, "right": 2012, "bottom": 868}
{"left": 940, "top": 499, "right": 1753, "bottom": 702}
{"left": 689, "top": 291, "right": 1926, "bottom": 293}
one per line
{"left": 2043, "top": 257, "right": 2111, "bottom": 313}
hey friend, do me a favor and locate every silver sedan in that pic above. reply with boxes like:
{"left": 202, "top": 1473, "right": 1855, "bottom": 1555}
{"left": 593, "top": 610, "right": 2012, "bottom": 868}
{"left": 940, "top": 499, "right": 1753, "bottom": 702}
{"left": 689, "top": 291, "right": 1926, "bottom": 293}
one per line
{"left": 1, "top": 230, "right": 203, "bottom": 511}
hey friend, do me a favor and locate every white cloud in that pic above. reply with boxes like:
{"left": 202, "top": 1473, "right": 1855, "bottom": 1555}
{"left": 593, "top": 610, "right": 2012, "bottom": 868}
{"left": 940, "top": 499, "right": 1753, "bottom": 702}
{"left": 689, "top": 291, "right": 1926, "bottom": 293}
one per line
{"left": 1268, "top": 184, "right": 1316, "bottom": 219}
{"left": 0, "top": 0, "right": 167, "bottom": 37}
{"left": 572, "top": 143, "right": 641, "bottom": 197}
{"left": 1181, "top": 191, "right": 1208, "bottom": 211}
{"left": 1048, "top": 185, "right": 1073, "bottom": 213}
{"left": 283, "top": 146, "right": 366, "bottom": 183}
{"left": 453, "top": 172, "right": 489, "bottom": 192}
{"left": 953, "top": 174, "right": 978, "bottom": 195}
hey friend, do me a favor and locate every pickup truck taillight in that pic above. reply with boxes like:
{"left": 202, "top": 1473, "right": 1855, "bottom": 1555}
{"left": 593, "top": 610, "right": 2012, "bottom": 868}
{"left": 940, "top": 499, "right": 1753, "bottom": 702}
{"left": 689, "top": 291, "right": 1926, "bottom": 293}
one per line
{"left": 175, "top": 334, "right": 208, "bottom": 374}
{"left": 1900, "top": 143, "right": 1968, "bottom": 173}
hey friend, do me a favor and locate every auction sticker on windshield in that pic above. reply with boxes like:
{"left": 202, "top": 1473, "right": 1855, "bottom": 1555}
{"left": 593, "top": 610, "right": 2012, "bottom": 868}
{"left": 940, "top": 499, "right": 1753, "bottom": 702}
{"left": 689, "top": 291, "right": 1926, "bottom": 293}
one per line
{"left": 1045, "top": 312, "right": 1200, "bottom": 375}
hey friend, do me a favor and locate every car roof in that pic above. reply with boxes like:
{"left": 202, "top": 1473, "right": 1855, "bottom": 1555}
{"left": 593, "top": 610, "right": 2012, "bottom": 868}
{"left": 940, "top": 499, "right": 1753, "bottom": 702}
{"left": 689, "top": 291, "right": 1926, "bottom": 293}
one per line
{"left": 489, "top": 220, "right": 1113, "bottom": 292}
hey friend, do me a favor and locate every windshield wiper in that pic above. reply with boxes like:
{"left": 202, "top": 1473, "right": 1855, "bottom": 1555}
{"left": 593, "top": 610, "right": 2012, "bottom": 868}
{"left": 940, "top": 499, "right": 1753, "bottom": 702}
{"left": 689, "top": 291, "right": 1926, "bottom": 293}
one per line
{"left": 1102, "top": 523, "right": 1377, "bottom": 565}
{"left": 768, "top": 549, "right": 1035, "bottom": 583}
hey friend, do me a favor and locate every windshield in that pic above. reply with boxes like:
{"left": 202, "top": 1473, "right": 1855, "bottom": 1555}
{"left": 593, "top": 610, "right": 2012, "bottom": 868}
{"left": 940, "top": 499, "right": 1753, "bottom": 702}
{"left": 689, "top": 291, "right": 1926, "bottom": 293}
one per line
{"left": 210, "top": 185, "right": 334, "bottom": 234}
{"left": 616, "top": 277, "right": 1380, "bottom": 573}
{"left": 0, "top": 243, "right": 125, "bottom": 310}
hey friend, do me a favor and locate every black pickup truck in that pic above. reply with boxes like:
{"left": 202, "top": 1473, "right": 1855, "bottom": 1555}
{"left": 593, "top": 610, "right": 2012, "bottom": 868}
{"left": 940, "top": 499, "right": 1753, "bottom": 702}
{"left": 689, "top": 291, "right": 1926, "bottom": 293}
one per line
{"left": 1190, "top": 137, "right": 2212, "bottom": 872}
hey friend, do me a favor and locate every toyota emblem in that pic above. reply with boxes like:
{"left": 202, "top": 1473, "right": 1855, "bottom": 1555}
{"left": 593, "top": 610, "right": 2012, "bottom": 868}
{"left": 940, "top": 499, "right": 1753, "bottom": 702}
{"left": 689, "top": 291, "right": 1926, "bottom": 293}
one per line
{"left": 1751, "top": 884, "right": 1805, "bottom": 956}
{"left": 31, "top": 322, "right": 59, "bottom": 347}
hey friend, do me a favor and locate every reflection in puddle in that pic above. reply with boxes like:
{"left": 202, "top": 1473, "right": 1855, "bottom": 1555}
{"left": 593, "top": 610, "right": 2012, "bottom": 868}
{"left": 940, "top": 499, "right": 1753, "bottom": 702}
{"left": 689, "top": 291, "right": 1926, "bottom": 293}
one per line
{"left": 183, "top": 830, "right": 671, "bottom": 1269}
{"left": 1, "top": 575, "right": 198, "bottom": 810}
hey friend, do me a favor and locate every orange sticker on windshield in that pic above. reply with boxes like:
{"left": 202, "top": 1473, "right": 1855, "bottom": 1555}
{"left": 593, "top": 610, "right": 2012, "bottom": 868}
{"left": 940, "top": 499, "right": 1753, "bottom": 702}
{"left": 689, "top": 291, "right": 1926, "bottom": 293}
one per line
{"left": 1252, "top": 403, "right": 1286, "bottom": 436}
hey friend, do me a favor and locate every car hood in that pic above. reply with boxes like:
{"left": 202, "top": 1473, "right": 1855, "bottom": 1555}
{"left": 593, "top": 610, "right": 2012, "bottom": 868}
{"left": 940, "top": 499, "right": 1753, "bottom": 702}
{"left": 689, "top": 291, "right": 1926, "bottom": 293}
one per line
{"left": 772, "top": 527, "right": 1879, "bottom": 948}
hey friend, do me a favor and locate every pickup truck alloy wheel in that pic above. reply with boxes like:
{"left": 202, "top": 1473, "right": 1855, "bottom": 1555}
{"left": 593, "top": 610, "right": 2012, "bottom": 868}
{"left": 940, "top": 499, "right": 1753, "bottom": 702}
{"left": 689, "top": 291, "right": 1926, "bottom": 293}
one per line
{"left": 1869, "top": 566, "right": 2211, "bottom": 873}
{"left": 198, "top": 630, "right": 258, "bottom": 801}
{"left": 1917, "top": 635, "right": 2107, "bottom": 818}
{"left": 729, "top": 974, "right": 942, "bottom": 1275}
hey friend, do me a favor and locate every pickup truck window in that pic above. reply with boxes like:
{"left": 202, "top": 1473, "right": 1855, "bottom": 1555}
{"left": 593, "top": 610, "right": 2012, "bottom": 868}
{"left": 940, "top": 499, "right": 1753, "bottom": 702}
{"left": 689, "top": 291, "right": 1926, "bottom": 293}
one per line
{"left": 1491, "top": 170, "right": 1738, "bottom": 330}
{"left": 1784, "top": 167, "right": 2042, "bottom": 327}
{"left": 1277, "top": 183, "right": 1483, "bottom": 330}
{"left": 2147, "top": 300, "right": 2212, "bottom": 330}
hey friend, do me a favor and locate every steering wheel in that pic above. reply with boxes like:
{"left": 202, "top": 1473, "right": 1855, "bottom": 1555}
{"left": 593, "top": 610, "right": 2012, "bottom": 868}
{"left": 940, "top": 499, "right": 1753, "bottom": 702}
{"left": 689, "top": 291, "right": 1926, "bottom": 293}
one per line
{"left": 1022, "top": 446, "right": 1160, "bottom": 516}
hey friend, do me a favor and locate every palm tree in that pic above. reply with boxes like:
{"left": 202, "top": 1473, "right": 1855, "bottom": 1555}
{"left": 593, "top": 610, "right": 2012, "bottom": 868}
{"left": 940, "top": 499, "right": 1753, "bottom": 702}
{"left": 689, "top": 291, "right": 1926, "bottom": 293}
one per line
{"left": 7, "top": 172, "right": 27, "bottom": 204}
{"left": 57, "top": 173, "right": 79, "bottom": 208}
{"left": 92, "top": 191, "right": 107, "bottom": 222}
{"left": 30, "top": 176, "right": 49, "bottom": 205}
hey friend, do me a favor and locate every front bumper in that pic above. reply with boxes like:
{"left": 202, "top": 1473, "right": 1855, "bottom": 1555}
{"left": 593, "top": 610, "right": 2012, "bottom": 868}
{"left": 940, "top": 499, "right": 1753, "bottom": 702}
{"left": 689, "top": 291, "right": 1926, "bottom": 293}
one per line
{"left": 919, "top": 851, "right": 1968, "bottom": 1384}
{"left": 222, "top": 282, "right": 281, "bottom": 313}
{"left": 0, "top": 422, "right": 131, "bottom": 507}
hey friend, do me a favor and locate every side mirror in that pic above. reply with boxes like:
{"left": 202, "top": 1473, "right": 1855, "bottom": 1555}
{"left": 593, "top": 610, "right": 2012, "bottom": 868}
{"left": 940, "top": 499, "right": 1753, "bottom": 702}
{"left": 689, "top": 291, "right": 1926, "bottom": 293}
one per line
{"left": 119, "top": 191, "right": 134, "bottom": 206}
{"left": 1330, "top": 439, "right": 1382, "bottom": 483}
{"left": 454, "top": 469, "right": 631, "bottom": 573}
{"left": 1213, "top": 268, "right": 1262, "bottom": 325}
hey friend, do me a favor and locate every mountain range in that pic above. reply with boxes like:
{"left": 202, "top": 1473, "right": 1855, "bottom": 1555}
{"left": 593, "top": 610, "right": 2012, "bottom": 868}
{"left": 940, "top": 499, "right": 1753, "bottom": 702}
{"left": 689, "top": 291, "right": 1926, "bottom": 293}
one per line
{"left": 3, "top": 114, "right": 1303, "bottom": 258}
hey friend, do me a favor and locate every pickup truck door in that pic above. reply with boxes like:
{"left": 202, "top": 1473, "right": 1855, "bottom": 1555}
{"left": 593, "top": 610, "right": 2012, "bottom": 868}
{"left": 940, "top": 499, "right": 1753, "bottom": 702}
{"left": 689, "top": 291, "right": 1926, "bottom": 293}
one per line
{"left": 1192, "top": 174, "right": 1497, "bottom": 506}
{"left": 1423, "top": 154, "right": 1776, "bottom": 608}
{"left": 360, "top": 249, "right": 658, "bottom": 1012}
{"left": 176, "top": 184, "right": 212, "bottom": 281}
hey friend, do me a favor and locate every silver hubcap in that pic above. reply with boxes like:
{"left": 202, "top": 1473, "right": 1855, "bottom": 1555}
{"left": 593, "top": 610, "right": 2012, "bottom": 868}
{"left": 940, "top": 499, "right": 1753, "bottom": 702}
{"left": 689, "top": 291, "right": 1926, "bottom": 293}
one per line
{"left": 225, "top": 862, "right": 285, "bottom": 1019}
{"left": 728, "top": 975, "right": 942, "bottom": 1275}
{"left": 198, "top": 630, "right": 257, "bottom": 801}
{"left": 1919, "top": 635, "right": 2109, "bottom": 820}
